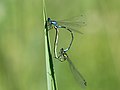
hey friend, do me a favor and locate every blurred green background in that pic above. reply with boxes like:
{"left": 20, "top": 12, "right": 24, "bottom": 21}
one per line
{"left": 0, "top": 0, "right": 120, "bottom": 90}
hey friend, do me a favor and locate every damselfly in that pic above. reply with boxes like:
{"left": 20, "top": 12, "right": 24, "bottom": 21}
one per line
{"left": 57, "top": 48, "right": 87, "bottom": 88}
{"left": 47, "top": 15, "right": 86, "bottom": 57}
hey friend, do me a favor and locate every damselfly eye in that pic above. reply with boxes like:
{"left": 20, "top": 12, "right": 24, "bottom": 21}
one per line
{"left": 48, "top": 18, "right": 51, "bottom": 22}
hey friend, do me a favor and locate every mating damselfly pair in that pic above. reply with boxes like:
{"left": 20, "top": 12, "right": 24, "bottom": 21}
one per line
{"left": 46, "top": 14, "right": 87, "bottom": 88}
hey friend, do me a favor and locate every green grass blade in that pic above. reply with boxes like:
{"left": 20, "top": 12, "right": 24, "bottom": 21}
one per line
{"left": 43, "top": 0, "right": 57, "bottom": 90}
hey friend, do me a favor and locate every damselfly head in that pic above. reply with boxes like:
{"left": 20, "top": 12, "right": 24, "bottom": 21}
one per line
{"left": 47, "top": 18, "right": 51, "bottom": 22}
{"left": 60, "top": 48, "right": 64, "bottom": 53}
{"left": 58, "top": 48, "right": 68, "bottom": 61}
